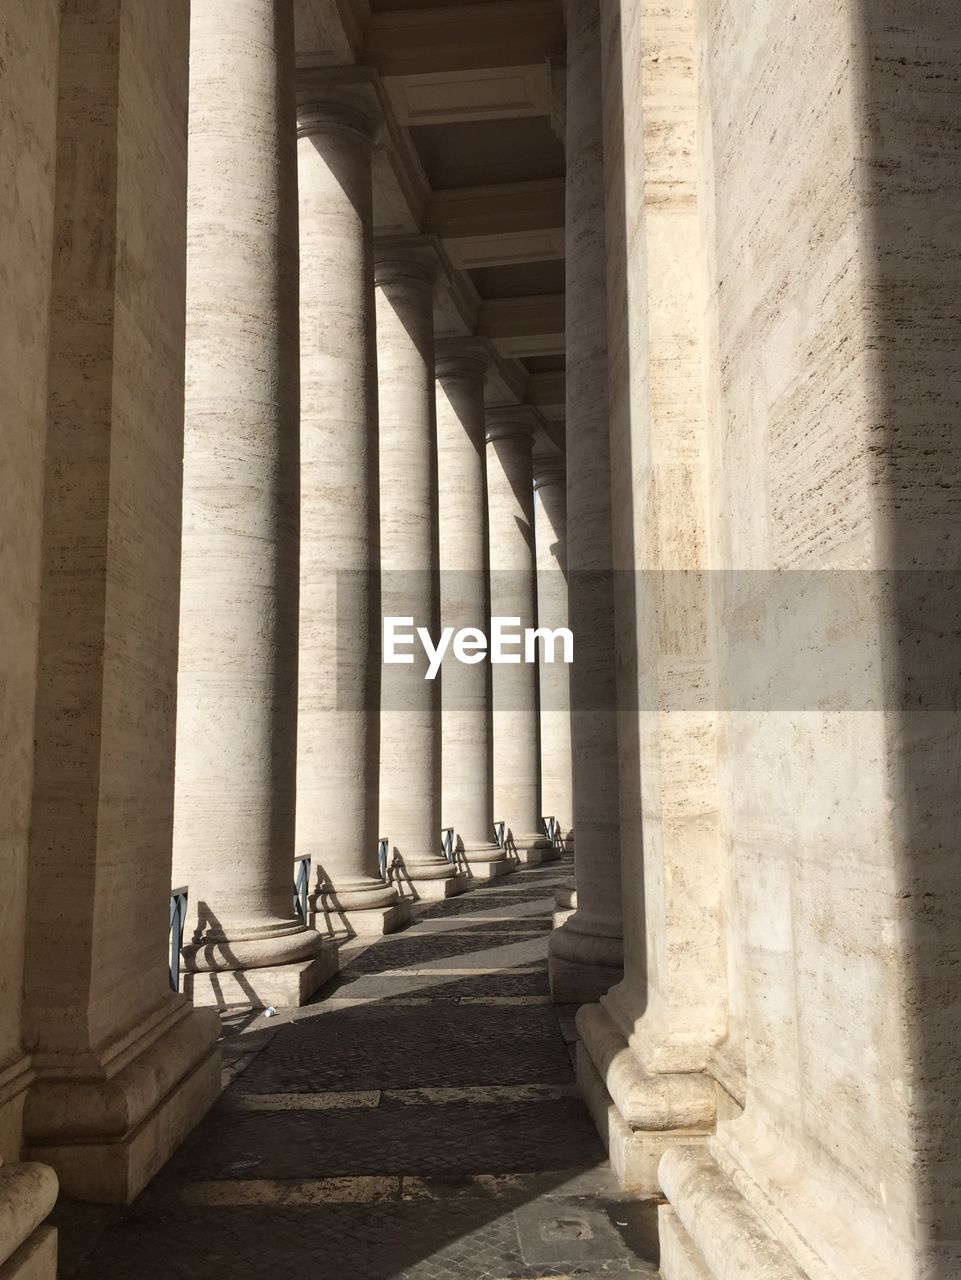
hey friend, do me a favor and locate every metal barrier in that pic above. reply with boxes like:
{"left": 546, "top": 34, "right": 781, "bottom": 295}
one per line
{"left": 541, "top": 815, "right": 563, "bottom": 849}
{"left": 378, "top": 836, "right": 390, "bottom": 882}
{"left": 169, "top": 886, "right": 188, "bottom": 993}
{"left": 293, "top": 856, "right": 311, "bottom": 923}
{"left": 442, "top": 827, "right": 455, "bottom": 861}
{"left": 494, "top": 820, "right": 506, "bottom": 849}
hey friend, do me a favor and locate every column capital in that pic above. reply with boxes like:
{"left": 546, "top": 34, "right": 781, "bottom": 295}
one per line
{"left": 533, "top": 453, "right": 567, "bottom": 489}
{"left": 435, "top": 337, "right": 490, "bottom": 381}
{"left": 374, "top": 235, "right": 444, "bottom": 291}
{"left": 486, "top": 403, "right": 541, "bottom": 446}
{"left": 297, "top": 96, "right": 379, "bottom": 146}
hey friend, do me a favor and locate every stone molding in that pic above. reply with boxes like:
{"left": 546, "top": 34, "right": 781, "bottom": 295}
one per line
{"left": 434, "top": 337, "right": 490, "bottom": 381}
{"left": 576, "top": 1003, "right": 716, "bottom": 1132}
{"left": 532, "top": 455, "right": 566, "bottom": 489}
{"left": 0, "top": 1163, "right": 58, "bottom": 1270}
{"left": 485, "top": 403, "right": 541, "bottom": 445}
{"left": 296, "top": 97, "right": 378, "bottom": 146}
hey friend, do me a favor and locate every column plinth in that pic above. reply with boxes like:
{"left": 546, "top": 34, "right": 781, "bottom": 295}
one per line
{"left": 436, "top": 344, "right": 512, "bottom": 880}
{"left": 296, "top": 98, "right": 411, "bottom": 936}
{"left": 173, "top": 0, "right": 334, "bottom": 997}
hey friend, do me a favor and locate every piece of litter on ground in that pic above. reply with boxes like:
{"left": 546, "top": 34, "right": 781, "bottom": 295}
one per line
{"left": 263, "top": 1006, "right": 277, "bottom": 1017}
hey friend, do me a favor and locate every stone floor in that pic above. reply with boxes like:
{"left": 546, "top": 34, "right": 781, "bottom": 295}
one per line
{"left": 53, "top": 857, "right": 659, "bottom": 1279}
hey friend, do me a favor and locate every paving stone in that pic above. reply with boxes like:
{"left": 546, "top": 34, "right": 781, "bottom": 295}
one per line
{"left": 61, "top": 850, "right": 657, "bottom": 1280}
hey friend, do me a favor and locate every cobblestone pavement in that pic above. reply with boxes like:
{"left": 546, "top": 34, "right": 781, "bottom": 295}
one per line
{"left": 54, "top": 858, "right": 659, "bottom": 1279}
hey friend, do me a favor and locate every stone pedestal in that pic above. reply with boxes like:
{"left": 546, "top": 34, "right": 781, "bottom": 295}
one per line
{"left": 296, "top": 91, "right": 410, "bottom": 937}
{"left": 485, "top": 407, "right": 557, "bottom": 865}
{"left": 20, "top": 0, "right": 220, "bottom": 1204}
{"left": 173, "top": 0, "right": 334, "bottom": 998}
{"left": 435, "top": 342, "right": 512, "bottom": 882}
{"left": 376, "top": 246, "right": 466, "bottom": 902}
{"left": 547, "top": 0, "right": 622, "bottom": 1005}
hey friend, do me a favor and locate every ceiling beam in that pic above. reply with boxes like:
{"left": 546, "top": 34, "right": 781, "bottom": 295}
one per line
{"left": 526, "top": 370, "right": 566, "bottom": 415}
{"left": 477, "top": 293, "right": 565, "bottom": 358}
{"left": 383, "top": 64, "right": 552, "bottom": 127}
{"left": 362, "top": 1, "right": 565, "bottom": 78}
{"left": 427, "top": 179, "right": 565, "bottom": 240}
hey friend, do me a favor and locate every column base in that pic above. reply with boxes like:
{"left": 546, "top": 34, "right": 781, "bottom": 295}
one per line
{"left": 464, "top": 857, "right": 515, "bottom": 881}
{"left": 184, "top": 944, "right": 340, "bottom": 1008}
{"left": 0, "top": 1164, "right": 58, "bottom": 1280}
{"left": 553, "top": 879, "right": 577, "bottom": 928}
{"left": 658, "top": 1148, "right": 808, "bottom": 1280}
{"left": 403, "top": 872, "right": 470, "bottom": 901}
{"left": 311, "top": 900, "right": 411, "bottom": 937}
{"left": 574, "top": 1002, "right": 716, "bottom": 1195}
{"left": 514, "top": 842, "right": 561, "bottom": 865}
{"left": 548, "top": 954, "right": 622, "bottom": 1003}
{"left": 25, "top": 1005, "right": 221, "bottom": 1203}
{"left": 657, "top": 1207, "right": 712, "bottom": 1280}
{"left": 0, "top": 1226, "right": 57, "bottom": 1280}
{"left": 576, "top": 1041, "right": 709, "bottom": 1196}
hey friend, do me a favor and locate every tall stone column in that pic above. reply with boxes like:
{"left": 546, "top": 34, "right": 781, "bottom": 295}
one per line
{"left": 533, "top": 454, "right": 575, "bottom": 847}
{"left": 21, "top": 0, "right": 220, "bottom": 1202}
{"left": 295, "top": 96, "right": 409, "bottom": 935}
{"left": 436, "top": 342, "right": 512, "bottom": 880}
{"left": 486, "top": 407, "right": 556, "bottom": 863}
{"left": 547, "top": 0, "right": 623, "bottom": 1004}
{"left": 572, "top": 0, "right": 724, "bottom": 1195}
{"left": 0, "top": 0, "right": 61, "bottom": 1265}
{"left": 376, "top": 246, "right": 468, "bottom": 900}
{"left": 172, "top": 0, "right": 336, "bottom": 1002}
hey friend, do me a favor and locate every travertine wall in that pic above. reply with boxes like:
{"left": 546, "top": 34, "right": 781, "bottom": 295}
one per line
{"left": 657, "top": 1, "right": 961, "bottom": 1278}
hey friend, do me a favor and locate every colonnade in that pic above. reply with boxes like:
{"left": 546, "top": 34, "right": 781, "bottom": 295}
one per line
{"left": 171, "top": 12, "right": 573, "bottom": 991}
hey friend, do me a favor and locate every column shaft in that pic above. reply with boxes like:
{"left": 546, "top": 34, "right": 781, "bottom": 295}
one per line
{"left": 436, "top": 345, "right": 511, "bottom": 879}
{"left": 21, "top": 0, "right": 220, "bottom": 1201}
{"left": 486, "top": 409, "right": 556, "bottom": 862}
{"left": 533, "top": 457, "right": 574, "bottom": 846}
{"left": 377, "top": 251, "right": 466, "bottom": 899}
{"left": 0, "top": 0, "right": 60, "bottom": 1264}
{"left": 173, "top": 0, "right": 332, "bottom": 1001}
{"left": 547, "top": 0, "right": 624, "bottom": 1004}
{"left": 296, "top": 98, "right": 408, "bottom": 935}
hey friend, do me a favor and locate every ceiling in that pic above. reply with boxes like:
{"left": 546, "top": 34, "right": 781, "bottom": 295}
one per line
{"left": 294, "top": 0, "right": 568, "bottom": 450}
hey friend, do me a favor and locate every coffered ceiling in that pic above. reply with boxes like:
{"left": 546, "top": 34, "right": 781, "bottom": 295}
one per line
{"left": 294, "top": 0, "right": 567, "bottom": 453}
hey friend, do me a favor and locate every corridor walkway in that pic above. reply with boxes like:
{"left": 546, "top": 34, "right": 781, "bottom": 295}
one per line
{"left": 55, "top": 857, "right": 657, "bottom": 1278}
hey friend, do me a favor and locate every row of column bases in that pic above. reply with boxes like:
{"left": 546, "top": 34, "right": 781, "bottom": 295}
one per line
{"left": 172, "top": 3, "right": 620, "bottom": 1015}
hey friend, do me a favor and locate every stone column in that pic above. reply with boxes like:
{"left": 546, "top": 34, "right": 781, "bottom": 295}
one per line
{"left": 547, "top": 0, "right": 623, "bottom": 1004}
{"left": 376, "top": 246, "right": 468, "bottom": 900}
{"left": 0, "top": 0, "right": 61, "bottom": 1265}
{"left": 533, "top": 454, "right": 575, "bottom": 847}
{"left": 21, "top": 0, "right": 220, "bottom": 1202}
{"left": 295, "top": 97, "right": 410, "bottom": 935}
{"left": 572, "top": 0, "right": 724, "bottom": 1195}
{"left": 172, "top": 0, "right": 336, "bottom": 1002}
{"left": 436, "top": 342, "right": 512, "bottom": 880}
{"left": 485, "top": 407, "right": 556, "bottom": 863}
